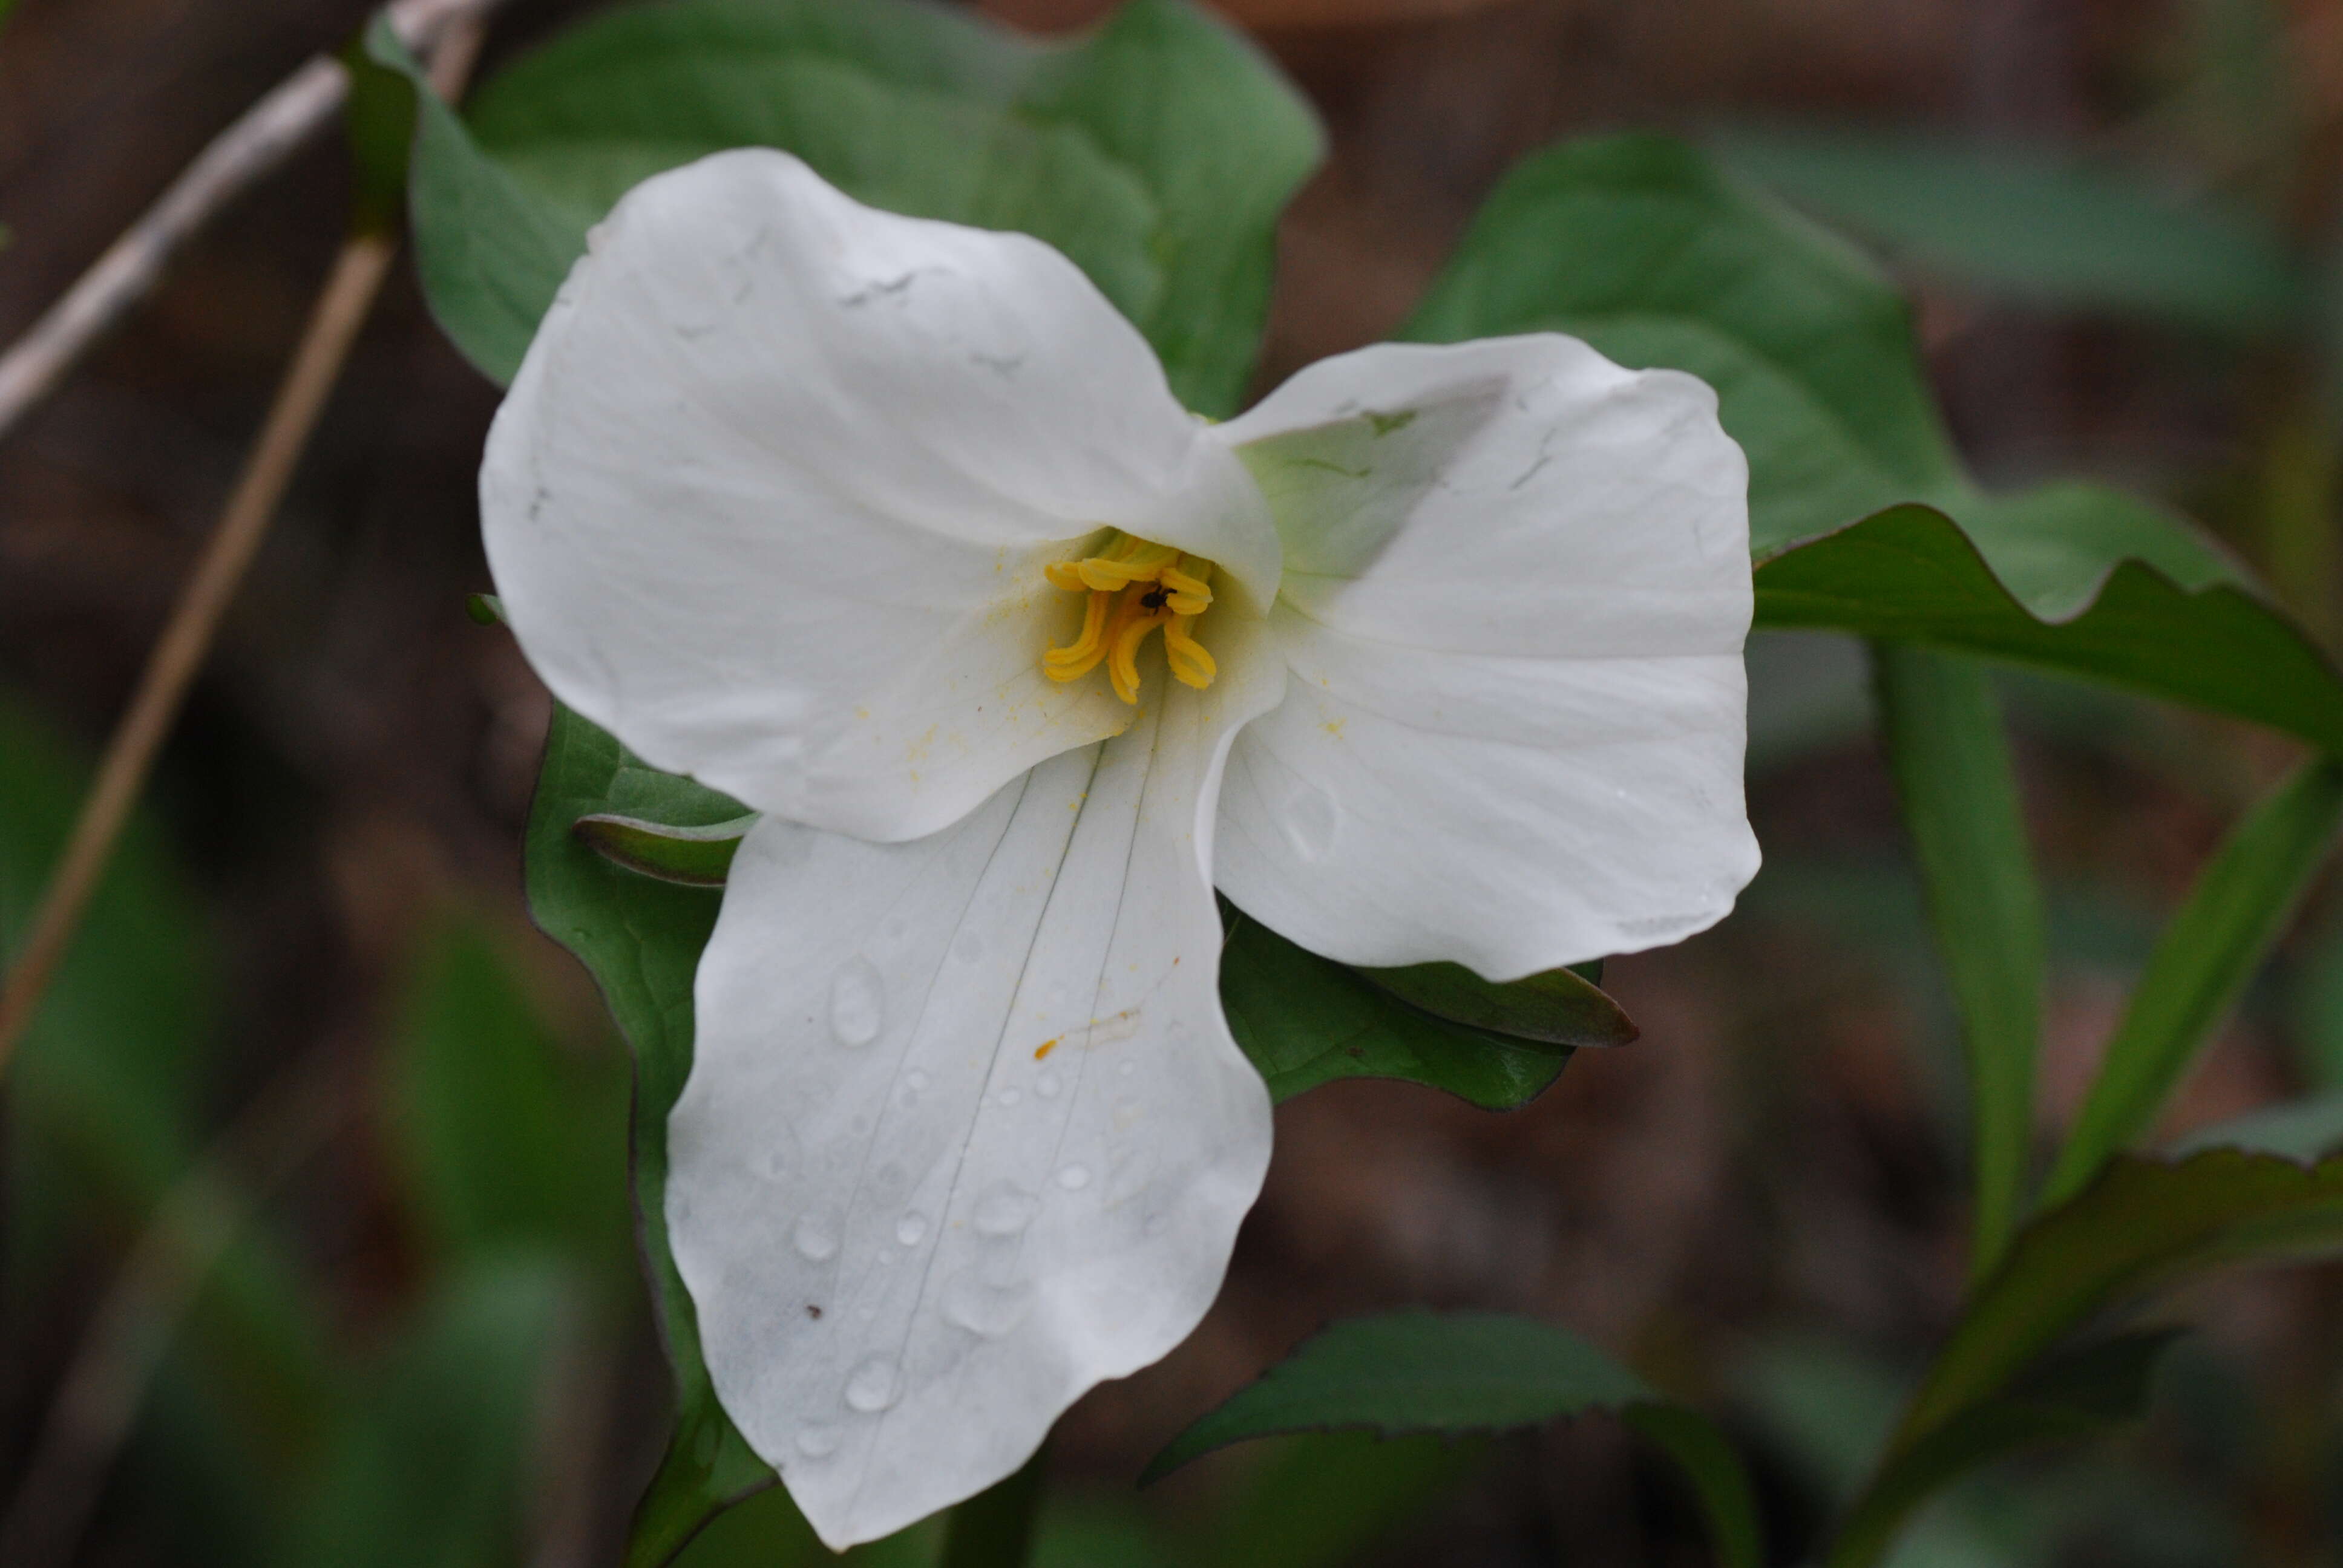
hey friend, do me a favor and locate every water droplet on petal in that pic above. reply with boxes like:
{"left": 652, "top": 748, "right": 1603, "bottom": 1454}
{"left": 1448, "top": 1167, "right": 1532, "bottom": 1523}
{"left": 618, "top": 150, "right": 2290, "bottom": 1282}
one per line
{"left": 998, "top": 1088, "right": 1023, "bottom": 1108}
{"left": 828, "top": 958, "right": 885, "bottom": 1046}
{"left": 792, "top": 1214, "right": 839, "bottom": 1262}
{"left": 1117, "top": 1059, "right": 1136, "bottom": 1078}
{"left": 941, "top": 1273, "right": 1033, "bottom": 1338}
{"left": 906, "top": 1070, "right": 929, "bottom": 1091}
{"left": 972, "top": 1183, "right": 1039, "bottom": 1237}
{"left": 1055, "top": 1165, "right": 1092, "bottom": 1191}
{"left": 1282, "top": 782, "right": 1340, "bottom": 862}
{"left": 796, "top": 1425, "right": 840, "bottom": 1459}
{"left": 895, "top": 1212, "right": 928, "bottom": 1246}
{"left": 1037, "top": 1071, "right": 1061, "bottom": 1100}
{"left": 844, "top": 1356, "right": 900, "bottom": 1413}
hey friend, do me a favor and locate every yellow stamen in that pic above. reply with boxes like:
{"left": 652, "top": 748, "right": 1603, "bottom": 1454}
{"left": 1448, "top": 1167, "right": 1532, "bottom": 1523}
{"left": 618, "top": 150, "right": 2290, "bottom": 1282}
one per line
{"left": 1163, "top": 618, "right": 1216, "bottom": 689}
{"left": 1043, "top": 531, "right": 1219, "bottom": 704}
{"left": 1043, "top": 589, "right": 1113, "bottom": 681}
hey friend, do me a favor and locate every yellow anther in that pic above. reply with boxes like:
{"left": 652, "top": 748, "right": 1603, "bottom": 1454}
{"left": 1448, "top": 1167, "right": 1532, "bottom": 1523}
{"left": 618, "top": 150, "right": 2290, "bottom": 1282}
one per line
{"left": 1163, "top": 618, "right": 1216, "bottom": 690}
{"left": 1043, "top": 590, "right": 1113, "bottom": 682}
{"left": 1106, "top": 606, "right": 1162, "bottom": 704}
{"left": 1043, "top": 531, "right": 1218, "bottom": 704}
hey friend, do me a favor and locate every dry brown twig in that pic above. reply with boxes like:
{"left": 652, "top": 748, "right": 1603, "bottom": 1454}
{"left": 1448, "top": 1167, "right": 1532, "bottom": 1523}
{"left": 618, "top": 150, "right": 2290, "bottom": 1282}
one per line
{"left": 0, "top": 0, "right": 500, "bottom": 441}
{"left": 0, "top": 11, "right": 493, "bottom": 1071}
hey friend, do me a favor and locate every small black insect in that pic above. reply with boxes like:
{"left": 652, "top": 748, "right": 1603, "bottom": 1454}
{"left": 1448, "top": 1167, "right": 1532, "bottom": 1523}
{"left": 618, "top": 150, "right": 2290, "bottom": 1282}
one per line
{"left": 805, "top": 1304, "right": 824, "bottom": 1319}
{"left": 1140, "top": 587, "right": 1170, "bottom": 610}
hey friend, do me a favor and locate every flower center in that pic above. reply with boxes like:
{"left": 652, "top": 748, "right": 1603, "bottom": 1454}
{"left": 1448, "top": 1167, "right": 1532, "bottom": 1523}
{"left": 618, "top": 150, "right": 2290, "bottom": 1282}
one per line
{"left": 1041, "top": 532, "right": 1217, "bottom": 705}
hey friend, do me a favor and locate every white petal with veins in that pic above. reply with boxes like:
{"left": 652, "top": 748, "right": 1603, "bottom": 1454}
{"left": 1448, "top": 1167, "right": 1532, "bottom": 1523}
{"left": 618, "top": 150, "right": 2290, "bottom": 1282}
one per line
{"left": 1212, "top": 337, "right": 1760, "bottom": 976}
{"left": 483, "top": 149, "right": 1275, "bottom": 844}
{"left": 667, "top": 627, "right": 1282, "bottom": 1548}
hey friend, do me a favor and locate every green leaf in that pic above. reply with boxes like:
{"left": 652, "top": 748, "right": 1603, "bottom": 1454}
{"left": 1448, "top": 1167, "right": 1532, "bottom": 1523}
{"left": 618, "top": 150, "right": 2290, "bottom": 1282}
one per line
{"left": 1837, "top": 1149, "right": 2343, "bottom": 1568}
{"left": 574, "top": 812, "right": 758, "bottom": 887}
{"left": 1715, "top": 127, "right": 2301, "bottom": 338}
{"left": 1409, "top": 134, "right": 2343, "bottom": 742}
{"left": 1199, "top": 1431, "right": 1484, "bottom": 1568}
{"left": 1142, "top": 1309, "right": 1760, "bottom": 1568}
{"left": 1756, "top": 505, "right": 2343, "bottom": 756}
{"left": 1360, "top": 958, "right": 1638, "bottom": 1049}
{"left": 2043, "top": 759, "right": 2343, "bottom": 1206}
{"left": 1826, "top": 1331, "right": 2183, "bottom": 1568}
{"left": 1219, "top": 912, "right": 1576, "bottom": 1110}
{"left": 1402, "top": 131, "right": 1968, "bottom": 556}
{"left": 1872, "top": 644, "right": 2044, "bottom": 1279}
{"left": 283, "top": 1256, "right": 571, "bottom": 1568}
{"left": 372, "top": 0, "right": 1321, "bottom": 416}
{"left": 387, "top": 909, "right": 633, "bottom": 1277}
{"left": 520, "top": 703, "right": 775, "bottom": 1565}
{"left": 2169, "top": 1089, "right": 2343, "bottom": 1161}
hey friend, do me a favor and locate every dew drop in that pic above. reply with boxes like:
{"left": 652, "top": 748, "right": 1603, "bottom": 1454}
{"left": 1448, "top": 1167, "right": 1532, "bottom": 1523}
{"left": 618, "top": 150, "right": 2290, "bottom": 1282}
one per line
{"left": 791, "top": 1214, "right": 839, "bottom": 1262}
{"left": 828, "top": 958, "right": 885, "bottom": 1046}
{"left": 796, "top": 1425, "right": 841, "bottom": 1459}
{"left": 998, "top": 1088, "right": 1023, "bottom": 1108}
{"left": 1055, "top": 1164, "right": 1092, "bottom": 1191}
{"left": 972, "top": 1183, "right": 1039, "bottom": 1237}
{"left": 1036, "top": 1071, "right": 1062, "bottom": 1100}
{"left": 1117, "top": 1059, "right": 1136, "bottom": 1078}
{"left": 844, "top": 1356, "right": 900, "bottom": 1413}
{"left": 1282, "top": 782, "right": 1340, "bottom": 862}
{"left": 895, "top": 1212, "right": 928, "bottom": 1246}
{"left": 942, "top": 1273, "right": 1033, "bottom": 1338}
{"left": 906, "top": 1070, "right": 930, "bottom": 1092}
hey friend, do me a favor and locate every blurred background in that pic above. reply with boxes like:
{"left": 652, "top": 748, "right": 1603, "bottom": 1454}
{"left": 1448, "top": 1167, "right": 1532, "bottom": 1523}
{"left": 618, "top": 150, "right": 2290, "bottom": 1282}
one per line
{"left": 5, "top": 0, "right": 2343, "bottom": 1563}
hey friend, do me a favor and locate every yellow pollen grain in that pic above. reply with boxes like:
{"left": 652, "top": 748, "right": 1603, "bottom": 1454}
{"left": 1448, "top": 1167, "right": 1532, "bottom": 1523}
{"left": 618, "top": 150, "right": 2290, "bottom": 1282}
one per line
{"left": 1034, "top": 1037, "right": 1060, "bottom": 1061}
{"left": 1043, "top": 531, "right": 1218, "bottom": 705}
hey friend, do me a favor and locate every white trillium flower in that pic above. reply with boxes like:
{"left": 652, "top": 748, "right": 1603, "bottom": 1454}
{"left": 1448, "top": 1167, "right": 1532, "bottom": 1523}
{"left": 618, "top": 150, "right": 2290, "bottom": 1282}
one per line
{"left": 482, "top": 148, "right": 1759, "bottom": 1548}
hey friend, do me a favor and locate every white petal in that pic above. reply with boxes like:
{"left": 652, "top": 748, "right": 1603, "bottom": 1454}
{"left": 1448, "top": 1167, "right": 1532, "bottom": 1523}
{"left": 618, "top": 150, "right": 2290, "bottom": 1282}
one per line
{"left": 483, "top": 149, "right": 1277, "bottom": 843}
{"left": 1212, "top": 337, "right": 1760, "bottom": 976}
{"left": 666, "top": 632, "right": 1282, "bottom": 1549}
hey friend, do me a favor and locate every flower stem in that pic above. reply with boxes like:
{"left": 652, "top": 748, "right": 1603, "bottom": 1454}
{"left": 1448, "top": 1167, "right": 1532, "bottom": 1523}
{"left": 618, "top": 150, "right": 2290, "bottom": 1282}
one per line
{"left": 939, "top": 1442, "right": 1049, "bottom": 1568}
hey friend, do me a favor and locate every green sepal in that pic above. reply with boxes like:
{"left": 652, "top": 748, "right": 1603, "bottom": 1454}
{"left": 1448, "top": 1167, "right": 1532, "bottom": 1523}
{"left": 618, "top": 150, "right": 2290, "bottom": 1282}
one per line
{"left": 1358, "top": 958, "right": 1637, "bottom": 1049}
{"left": 574, "top": 813, "right": 759, "bottom": 889}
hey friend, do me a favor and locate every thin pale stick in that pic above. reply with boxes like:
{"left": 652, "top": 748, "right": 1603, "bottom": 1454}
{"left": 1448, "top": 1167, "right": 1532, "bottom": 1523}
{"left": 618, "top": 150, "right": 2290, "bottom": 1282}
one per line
{"left": 0, "top": 18, "right": 488, "bottom": 1073}
{"left": 0, "top": 0, "right": 502, "bottom": 441}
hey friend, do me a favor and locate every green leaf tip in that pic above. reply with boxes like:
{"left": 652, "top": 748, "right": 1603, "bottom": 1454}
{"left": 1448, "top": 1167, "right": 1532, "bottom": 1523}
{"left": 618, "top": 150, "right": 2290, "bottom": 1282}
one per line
{"left": 1360, "top": 958, "right": 1638, "bottom": 1048}
{"left": 573, "top": 812, "right": 758, "bottom": 888}
{"left": 1140, "top": 1308, "right": 1654, "bottom": 1483}
{"left": 1758, "top": 505, "right": 2343, "bottom": 756}
{"left": 1219, "top": 913, "right": 1578, "bottom": 1111}
{"left": 1142, "top": 1308, "right": 1761, "bottom": 1568}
